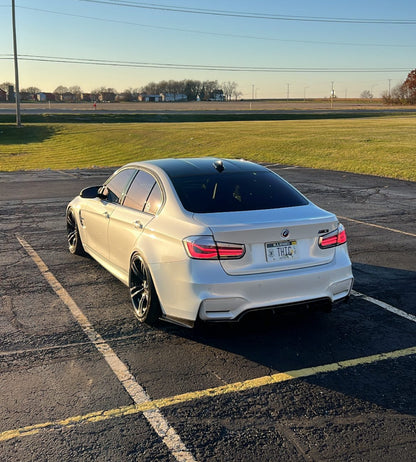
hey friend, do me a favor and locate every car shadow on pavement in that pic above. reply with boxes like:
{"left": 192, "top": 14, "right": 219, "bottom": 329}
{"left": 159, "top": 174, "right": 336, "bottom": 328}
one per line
{"left": 160, "top": 263, "right": 416, "bottom": 416}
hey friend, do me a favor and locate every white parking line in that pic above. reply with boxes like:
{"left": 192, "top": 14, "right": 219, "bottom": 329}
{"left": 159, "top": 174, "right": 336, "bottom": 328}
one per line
{"left": 15, "top": 234, "right": 196, "bottom": 462}
{"left": 352, "top": 290, "right": 416, "bottom": 323}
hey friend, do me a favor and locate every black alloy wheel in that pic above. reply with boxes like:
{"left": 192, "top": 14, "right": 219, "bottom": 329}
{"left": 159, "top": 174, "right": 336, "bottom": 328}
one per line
{"left": 129, "top": 254, "right": 161, "bottom": 325}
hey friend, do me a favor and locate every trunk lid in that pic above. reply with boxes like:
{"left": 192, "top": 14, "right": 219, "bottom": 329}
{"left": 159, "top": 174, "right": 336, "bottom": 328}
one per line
{"left": 193, "top": 204, "right": 338, "bottom": 275}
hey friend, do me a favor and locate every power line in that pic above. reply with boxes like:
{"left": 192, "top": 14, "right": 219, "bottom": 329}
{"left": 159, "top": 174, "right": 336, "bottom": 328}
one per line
{"left": 2, "top": 54, "right": 409, "bottom": 73}
{"left": 78, "top": 0, "right": 416, "bottom": 24}
{"left": 15, "top": 6, "right": 416, "bottom": 49}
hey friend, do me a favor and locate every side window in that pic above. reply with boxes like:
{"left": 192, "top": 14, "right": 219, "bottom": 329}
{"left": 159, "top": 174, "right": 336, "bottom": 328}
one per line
{"left": 105, "top": 168, "right": 136, "bottom": 203}
{"left": 144, "top": 183, "right": 163, "bottom": 215}
{"left": 123, "top": 170, "right": 157, "bottom": 212}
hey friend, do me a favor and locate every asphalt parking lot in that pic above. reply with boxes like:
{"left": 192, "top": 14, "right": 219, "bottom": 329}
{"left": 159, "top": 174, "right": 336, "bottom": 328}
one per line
{"left": 0, "top": 166, "right": 415, "bottom": 461}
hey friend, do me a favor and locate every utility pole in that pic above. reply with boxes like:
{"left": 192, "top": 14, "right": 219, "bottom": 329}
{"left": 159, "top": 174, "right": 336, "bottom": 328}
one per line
{"left": 388, "top": 79, "right": 392, "bottom": 98}
{"left": 12, "top": 0, "right": 21, "bottom": 127}
{"left": 286, "top": 83, "right": 290, "bottom": 101}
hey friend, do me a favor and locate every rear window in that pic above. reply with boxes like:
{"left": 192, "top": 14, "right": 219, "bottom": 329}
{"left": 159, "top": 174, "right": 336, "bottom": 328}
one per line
{"left": 170, "top": 171, "right": 308, "bottom": 213}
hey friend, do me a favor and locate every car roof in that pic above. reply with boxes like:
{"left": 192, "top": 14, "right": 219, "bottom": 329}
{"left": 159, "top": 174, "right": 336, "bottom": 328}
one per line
{"left": 140, "top": 158, "right": 265, "bottom": 177}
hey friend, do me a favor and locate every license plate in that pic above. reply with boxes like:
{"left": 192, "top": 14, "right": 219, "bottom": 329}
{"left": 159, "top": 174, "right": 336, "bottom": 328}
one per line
{"left": 265, "top": 240, "right": 297, "bottom": 262}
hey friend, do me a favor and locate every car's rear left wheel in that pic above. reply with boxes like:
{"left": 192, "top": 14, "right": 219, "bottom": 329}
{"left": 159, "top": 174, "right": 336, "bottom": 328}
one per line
{"left": 129, "top": 254, "right": 161, "bottom": 325}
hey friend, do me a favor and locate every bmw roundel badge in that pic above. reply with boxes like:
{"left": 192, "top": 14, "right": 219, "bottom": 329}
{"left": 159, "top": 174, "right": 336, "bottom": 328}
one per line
{"left": 281, "top": 229, "right": 290, "bottom": 238}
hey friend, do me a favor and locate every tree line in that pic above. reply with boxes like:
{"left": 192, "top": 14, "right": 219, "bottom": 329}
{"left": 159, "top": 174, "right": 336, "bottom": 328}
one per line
{"left": 0, "top": 79, "right": 242, "bottom": 102}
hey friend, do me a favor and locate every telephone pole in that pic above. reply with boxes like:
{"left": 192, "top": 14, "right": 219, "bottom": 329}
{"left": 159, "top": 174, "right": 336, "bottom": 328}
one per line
{"left": 12, "top": 0, "right": 21, "bottom": 127}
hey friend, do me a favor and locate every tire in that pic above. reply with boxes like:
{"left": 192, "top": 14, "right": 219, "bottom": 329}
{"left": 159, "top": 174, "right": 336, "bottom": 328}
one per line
{"left": 66, "top": 209, "right": 86, "bottom": 256}
{"left": 129, "top": 254, "right": 161, "bottom": 325}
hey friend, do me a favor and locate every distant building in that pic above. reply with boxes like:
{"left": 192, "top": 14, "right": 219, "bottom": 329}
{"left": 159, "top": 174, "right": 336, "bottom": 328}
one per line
{"left": 20, "top": 92, "right": 36, "bottom": 102}
{"left": 81, "top": 93, "right": 92, "bottom": 102}
{"left": 37, "top": 92, "right": 55, "bottom": 102}
{"left": 138, "top": 93, "right": 163, "bottom": 102}
{"left": 61, "top": 92, "right": 75, "bottom": 102}
{"left": 98, "top": 92, "right": 116, "bottom": 102}
{"left": 0, "top": 89, "right": 6, "bottom": 102}
{"left": 162, "top": 93, "right": 188, "bottom": 102}
{"left": 209, "top": 89, "right": 225, "bottom": 101}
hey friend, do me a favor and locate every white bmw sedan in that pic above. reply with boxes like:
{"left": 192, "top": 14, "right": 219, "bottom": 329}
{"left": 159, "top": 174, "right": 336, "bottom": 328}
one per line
{"left": 66, "top": 158, "right": 353, "bottom": 328}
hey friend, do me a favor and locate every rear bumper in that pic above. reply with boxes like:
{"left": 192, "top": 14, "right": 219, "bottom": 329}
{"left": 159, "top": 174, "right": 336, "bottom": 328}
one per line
{"left": 150, "top": 247, "right": 353, "bottom": 323}
{"left": 197, "top": 268, "right": 353, "bottom": 321}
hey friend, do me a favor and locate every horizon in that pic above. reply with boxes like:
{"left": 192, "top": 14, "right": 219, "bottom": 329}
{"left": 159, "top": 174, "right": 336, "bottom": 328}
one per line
{"left": 1, "top": 0, "right": 415, "bottom": 99}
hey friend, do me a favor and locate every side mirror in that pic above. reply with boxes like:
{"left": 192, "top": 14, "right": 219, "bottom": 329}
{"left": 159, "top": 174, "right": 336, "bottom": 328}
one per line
{"left": 80, "top": 185, "right": 101, "bottom": 199}
{"left": 97, "top": 186, "right": 109, "bottom": 200}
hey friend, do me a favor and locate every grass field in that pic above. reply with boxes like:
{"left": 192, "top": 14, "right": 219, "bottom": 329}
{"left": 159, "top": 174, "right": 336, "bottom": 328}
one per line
{"left": 1, "top": 114, "right": 415, "bottom": 181}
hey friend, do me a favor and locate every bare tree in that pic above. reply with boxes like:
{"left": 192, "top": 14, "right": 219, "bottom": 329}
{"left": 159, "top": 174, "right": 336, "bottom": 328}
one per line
{"left": 21, "top": 86, "right": 40, "bottom": 94}
{"left": 54, "top": 85, "right": 69, "bottom": 95}
{"left": 0, "top": 82, "right": 13, "bottom": 92}
{"left": 69, "top": 85, "right": 82, "bottom": 102}
{"left": 91, "top": 87, "right": 117, "bottom": 94}
{"left": 140, "top": 82, "right": 159, "bottom": 95}
{"left": 232, "top": 88, "right": 243, "bottom": 101}
{"left": 360, "top": 90, "right": 373, "bottom": 99}
{"left": 222, "top": 81, "right": 238, "bottom": 101}
{"left": 200, "top": 80, "right": 219, "bottom": 100}
{"left": 183, "top": 80, "right": 202, "bottom": 101}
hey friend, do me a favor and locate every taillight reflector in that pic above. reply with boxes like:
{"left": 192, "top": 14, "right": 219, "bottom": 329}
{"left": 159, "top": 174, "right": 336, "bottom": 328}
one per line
{"left": 185, "top": 241, "right": 218, "bottom": 259}
{"left": 319, "top": 225, "right": 347, "bottom": 249}
{"left": 184, "top": 236, "right": 245, "bottom": 260}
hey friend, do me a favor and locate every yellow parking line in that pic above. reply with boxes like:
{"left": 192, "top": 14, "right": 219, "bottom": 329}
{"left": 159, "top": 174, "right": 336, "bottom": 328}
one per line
{"left": 2, "top": 345, "right": 415, "bottom": 443}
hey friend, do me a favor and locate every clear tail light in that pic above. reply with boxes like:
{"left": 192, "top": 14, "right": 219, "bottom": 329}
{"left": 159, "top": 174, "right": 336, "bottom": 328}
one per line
{"left": 318, "top": 224, "right": 347, "bottom": 249}
{"left": 184, "top": 236, "right": 245, "bottom": 260}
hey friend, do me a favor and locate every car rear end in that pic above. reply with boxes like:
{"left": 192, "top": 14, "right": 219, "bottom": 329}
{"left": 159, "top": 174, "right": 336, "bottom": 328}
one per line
{"left": 185, "top": 207, "right": 353, "bottom": 321}
{"left": 150, "top": 158, "right": 353, "bottom": 324}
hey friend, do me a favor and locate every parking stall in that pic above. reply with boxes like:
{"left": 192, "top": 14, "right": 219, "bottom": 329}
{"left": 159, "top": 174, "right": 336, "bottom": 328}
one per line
{"left": 0, "top": 168, "right": 415, "bottom": 461}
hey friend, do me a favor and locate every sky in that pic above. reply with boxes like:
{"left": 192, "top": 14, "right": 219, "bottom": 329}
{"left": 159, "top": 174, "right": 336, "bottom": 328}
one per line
{"left": 0, "top": 0, "right": 415, "bottom": 98}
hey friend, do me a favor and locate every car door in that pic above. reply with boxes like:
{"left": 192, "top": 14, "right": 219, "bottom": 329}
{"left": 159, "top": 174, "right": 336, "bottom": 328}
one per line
{"left": 108, "top": 170, "right": 163, "bottom": 278}
{"left": 80, "top": 168, "right": 136, "bottom": 261}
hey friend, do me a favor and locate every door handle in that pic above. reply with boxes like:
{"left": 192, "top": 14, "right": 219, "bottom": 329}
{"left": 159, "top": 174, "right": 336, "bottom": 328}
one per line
{"left": 133, "top": 220, "right": 143, "bottom": 229}
{"left": 103, "top": 211, "right": 110, "bottom": 219}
